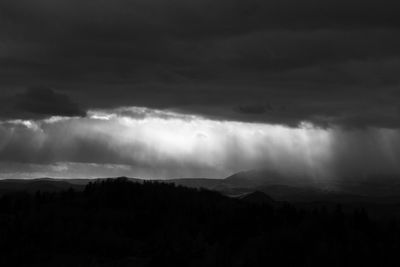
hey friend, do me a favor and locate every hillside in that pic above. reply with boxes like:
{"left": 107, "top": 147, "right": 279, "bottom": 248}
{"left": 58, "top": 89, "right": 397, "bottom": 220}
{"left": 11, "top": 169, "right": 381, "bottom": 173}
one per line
{"left": 0, "top": 178, "right": 400, "bottom": 266}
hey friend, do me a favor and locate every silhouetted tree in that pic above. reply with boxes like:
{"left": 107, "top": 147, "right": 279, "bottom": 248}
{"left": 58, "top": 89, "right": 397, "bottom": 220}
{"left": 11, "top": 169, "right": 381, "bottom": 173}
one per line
{"left": 0, "top": 178, "right": 399, "bottom": 266}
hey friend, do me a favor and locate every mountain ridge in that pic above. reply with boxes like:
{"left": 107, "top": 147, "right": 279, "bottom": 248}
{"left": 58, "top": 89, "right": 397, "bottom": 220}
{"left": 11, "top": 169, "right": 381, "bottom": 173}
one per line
{"left": 2, "top": 170, "right": 400, "bottom": 204}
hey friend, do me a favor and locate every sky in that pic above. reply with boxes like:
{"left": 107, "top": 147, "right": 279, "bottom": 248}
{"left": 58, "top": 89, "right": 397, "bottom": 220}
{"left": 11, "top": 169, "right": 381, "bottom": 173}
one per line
{"left": 0, "top": 0, "right": 400, "bottom": 181}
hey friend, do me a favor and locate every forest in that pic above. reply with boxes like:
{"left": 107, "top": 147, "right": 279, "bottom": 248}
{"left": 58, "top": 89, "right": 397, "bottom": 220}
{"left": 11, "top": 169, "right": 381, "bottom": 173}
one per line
{"left": 0, "top": 178, "right": 399, "bottom": 267}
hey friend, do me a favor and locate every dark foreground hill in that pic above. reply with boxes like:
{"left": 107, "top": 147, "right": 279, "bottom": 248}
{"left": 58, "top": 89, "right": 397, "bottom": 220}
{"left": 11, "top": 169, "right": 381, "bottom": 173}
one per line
{"left": 4, "top": 174, "right": 400, "bottom": 220}
{"left": 1, "top": 178, "right": 400, "bottom": 267}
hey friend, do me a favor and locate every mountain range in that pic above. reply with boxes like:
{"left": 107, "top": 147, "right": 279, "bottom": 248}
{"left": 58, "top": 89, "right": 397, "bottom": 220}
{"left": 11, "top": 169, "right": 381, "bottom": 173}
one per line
{"left": 2, "top": 169, "right": 400, "bottom": 204}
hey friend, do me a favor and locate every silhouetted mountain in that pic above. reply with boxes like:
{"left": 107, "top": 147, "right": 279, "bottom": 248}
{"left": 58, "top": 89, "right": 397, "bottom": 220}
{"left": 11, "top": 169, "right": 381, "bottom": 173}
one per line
{"left": 3, "top": 170, "right": 400, "bottom": 205}
{"left": 0, "top": 178, "right": 400, "bottom": 267}
{"left": 224, "top": 169, "right": 308, "bottom": 187}
{"left": 168, "top": 170, "right": 362, "bottom": 203}
{"left": 167, "top": 169, "right": 311, "bottom": 195}
{"left": 170, "top": 171, "right": 400, "bottom": 204}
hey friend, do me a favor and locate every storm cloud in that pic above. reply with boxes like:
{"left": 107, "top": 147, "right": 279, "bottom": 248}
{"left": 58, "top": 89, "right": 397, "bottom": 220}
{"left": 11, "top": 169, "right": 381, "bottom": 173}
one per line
{"left": 15, "top": 87, "right": 86, "bottom": 117}
{"left": 0, "top": 0, "right": 399, "bottom": 127}
{"left": 0, "top": 87, "right": 86, "bottom": 120}
{"left": 1, "top": 0, "right": 400, "bottom": 181}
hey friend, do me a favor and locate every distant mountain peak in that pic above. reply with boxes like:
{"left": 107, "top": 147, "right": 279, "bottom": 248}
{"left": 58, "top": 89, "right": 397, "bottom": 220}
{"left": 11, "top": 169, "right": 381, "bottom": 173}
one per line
{"left": 224, "top": 169, "right": 303, "bottom": 188}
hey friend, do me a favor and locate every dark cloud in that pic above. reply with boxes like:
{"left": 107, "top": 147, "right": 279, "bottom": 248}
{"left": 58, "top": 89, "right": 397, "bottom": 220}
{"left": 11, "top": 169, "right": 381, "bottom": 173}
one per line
{"left": 0, "top": 87, "right": 86, "bottom": 119}
{"left": 15, "top": 87, "right": 86, "bottom": 118}
{"left": 0, "top": 0, "right": 400, "bottom": 127}
{"left": 236, "top": 105, "right": 268, "bottom": 115}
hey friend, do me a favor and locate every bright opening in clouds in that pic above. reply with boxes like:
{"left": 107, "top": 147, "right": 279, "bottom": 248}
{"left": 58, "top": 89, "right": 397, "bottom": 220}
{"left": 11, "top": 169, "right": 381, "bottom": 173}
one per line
{"left": 1, "top": 106, "right": 399, "bottom": 186}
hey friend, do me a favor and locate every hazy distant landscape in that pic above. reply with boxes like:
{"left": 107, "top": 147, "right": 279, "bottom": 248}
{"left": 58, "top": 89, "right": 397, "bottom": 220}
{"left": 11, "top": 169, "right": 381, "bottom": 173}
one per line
{"left": 4, "top": 169, "right": 400, "bottom": 221}
{"left": 5, "top": 169, "right": 400, "bottom": 202}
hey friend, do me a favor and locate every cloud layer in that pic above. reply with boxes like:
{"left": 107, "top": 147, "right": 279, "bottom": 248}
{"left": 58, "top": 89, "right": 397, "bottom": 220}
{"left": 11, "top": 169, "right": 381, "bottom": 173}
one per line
{"left": 1, "top": 1, "right": 400, "bottom": 182}
{"left": 0, "top": 0, "right": 399, "bottom": 127}
{"left": 0, "top": 107, "right": 399, "bottom": 184}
